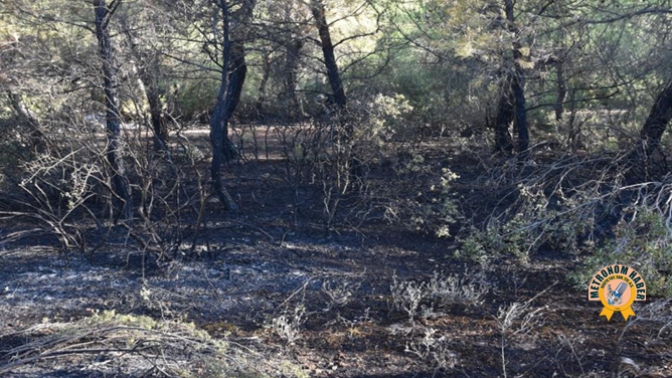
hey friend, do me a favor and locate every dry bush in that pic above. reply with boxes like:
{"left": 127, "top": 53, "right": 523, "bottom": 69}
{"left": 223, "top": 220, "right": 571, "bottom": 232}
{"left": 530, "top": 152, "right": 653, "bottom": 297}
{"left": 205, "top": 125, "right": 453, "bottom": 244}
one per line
{"left": 321, "top": 279, "right": 359, "bottom": 311}
{"left": 266, "top": 304, "right": 307, "bottom": 345}
{"left": 1, "top": 113, "right": 115, "bottom": 252}
{"left": 391, "top": 269, "right": 488, "bottom": 322}
{"left": 265, "top": 94, "right": 412, "bottom": 233}
{"left": 0, "top": 110, "right": 209, "bottom": 267}
{"left": 0, "top": 310, "right": 306, "bottom": 377}
{"left": 405, "top": 327, "right": 458, "bottom": 376}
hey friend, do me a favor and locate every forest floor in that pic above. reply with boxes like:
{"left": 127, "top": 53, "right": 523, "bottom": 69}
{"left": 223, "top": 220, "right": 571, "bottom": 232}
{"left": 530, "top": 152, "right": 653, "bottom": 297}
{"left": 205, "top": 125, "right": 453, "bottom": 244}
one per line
{"left": 1, "top": 126, "right": 672, "bottom": 377}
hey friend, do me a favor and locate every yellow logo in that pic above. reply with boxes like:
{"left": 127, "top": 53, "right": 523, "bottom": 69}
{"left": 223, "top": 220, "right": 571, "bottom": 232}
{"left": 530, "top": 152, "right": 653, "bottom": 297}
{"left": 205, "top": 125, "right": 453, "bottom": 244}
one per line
{"left": 588, "top": 265, "right": 646, "bottom": 321}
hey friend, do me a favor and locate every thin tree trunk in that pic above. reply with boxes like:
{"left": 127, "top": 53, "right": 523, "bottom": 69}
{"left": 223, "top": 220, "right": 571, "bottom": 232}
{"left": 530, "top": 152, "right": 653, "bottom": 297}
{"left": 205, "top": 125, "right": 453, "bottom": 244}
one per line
{"left": 512, "top": 72, "right": 529, "bottom": 157}
{"left": 503, "top": 0, "right": 529, "bottom": 159}
{"left": 311, "top": 0, "right": 365, "bottom": 185}
{"left": 311, "top": 0, "right": 347, "bottom": 112}
{"left": 494, "top": 74, "right": 514, "bottom": 153}
{"left": 209, "top": 0, "right": 238, "bottom": 211}
{"left": 224, "top": 44, "right": 247, "bottom": 122}
{"left": 255, "top": 51, "right": 271, "bottom": 115}
{"left": 640, "top": 79, "right": 672, "bottom": 151}
{"left": 134, "top": 61, "right": 169, "bottom": 151}
{"left": 122, "top": 21, "right": 169, "bottom": 152}
{"left": 221, "top": 42, "right": 246, "bottom": 162}
{"left": 220, "top": 0, "right": 255, "bottom": 162}
{"left": 311, "top": 0, "right": 363, "bottom": 184}
{"left": 147, "top": 84, "right": 169, "bottom": 150}
{"left": 284, "top": 39, "right": 303, "bottom": 120}
{"left": 94, "top": 0, "right": 132, "bottom": 221}
{"left": 555, "top": 61, "right": 567, "bottom": 121}
{"left": 129, "top": 61, "right": 169, "bottom": 151}
{"left": 567, "top": 88, "right": 580, "bottom": 150}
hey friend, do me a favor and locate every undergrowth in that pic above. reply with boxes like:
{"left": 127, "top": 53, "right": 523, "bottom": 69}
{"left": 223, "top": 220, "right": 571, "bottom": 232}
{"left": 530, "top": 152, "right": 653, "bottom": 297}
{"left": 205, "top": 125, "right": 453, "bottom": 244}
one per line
{"left": 0, "top": 310, "right": 307, "bottom": 378}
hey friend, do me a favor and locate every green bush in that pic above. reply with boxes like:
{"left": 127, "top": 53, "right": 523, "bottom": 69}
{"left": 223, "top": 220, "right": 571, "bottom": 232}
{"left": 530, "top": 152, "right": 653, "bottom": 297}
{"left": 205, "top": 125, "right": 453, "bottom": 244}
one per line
{"left": 456, "top": 184, "right": 596, "bottom": 265}
{"left": 179, "top": 79, "right": 218, "bottom": 121}
{"left": 573, "top": 207, "right": 672, "bottom": 298}
{"left": 402, "top": 167, "right": 461, "bottom": 238}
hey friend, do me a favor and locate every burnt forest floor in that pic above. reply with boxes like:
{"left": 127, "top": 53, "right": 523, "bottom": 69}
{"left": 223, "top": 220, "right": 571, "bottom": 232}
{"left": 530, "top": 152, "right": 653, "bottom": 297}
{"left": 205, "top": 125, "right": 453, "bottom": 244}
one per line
{"left": 1, "top": 127, "right": 672, "bottom": 378}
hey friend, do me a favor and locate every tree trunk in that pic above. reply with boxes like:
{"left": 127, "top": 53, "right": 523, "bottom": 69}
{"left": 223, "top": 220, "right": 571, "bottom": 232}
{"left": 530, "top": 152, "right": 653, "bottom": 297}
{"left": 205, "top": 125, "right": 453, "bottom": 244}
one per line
{"left": 555, "top": 61, "right": 567, "bottom": 121}
{"left": 224, "top": 45, "right": 247, "bottom": 121}
{"left": 310, "top": 0, "right": 364, "bottom": 184}
{"left": 94, "top": 0, "right": 132, "bottom": 221}
{"left": 209, "top": 0, "right": 242, "bottom": 211}
{"left": 121, "top": 19, "right": 169, "bottom": 151}
{"left": 503, "top": 0, "right": 529, "bottom": 159}
{"left": 284, "top": 38, "right": 303, "bottom": 120}
{"left": 567, "top": 88, "right": 581, "bottom": 150}
{"left": 122, "top": 20, "right": 168, "bottom": 151}
{"left": 219, "top": 0, "right": 255, "bottom": 162}
{"left": 147, "top": 83, "right": 169, "bottom": 150}
{"left": 130, "top": 58, "right": 169, "bottom": 151}
{"left": 640, "top": 79, "right": 672, "bottom": 151}
{"left": 494, "top": 74, "right": 514, "bottom": 153}
{"left": 210, "top": 93, "right": 238, "bottom": 211}
{"left": 255, "top": 51, "right": 271, "bottom": 115}
{"left": 310, "top": 0, "right": 347, "bottom": 111}
{"left": 221, "top": 42, "right": 246, "bottom": 162}
{"left": 512, "top": 71, "right": 529, "bottom": 157}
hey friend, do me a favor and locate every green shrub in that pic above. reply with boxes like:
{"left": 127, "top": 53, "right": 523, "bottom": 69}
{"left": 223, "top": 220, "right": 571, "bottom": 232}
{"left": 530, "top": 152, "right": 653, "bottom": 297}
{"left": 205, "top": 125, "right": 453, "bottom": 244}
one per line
{"left": 365, "top": 93, "right": 414, "bottom": 144}
{"left": 456, "top": 184, "right": 596, "bottom": 265}
{"left": 455, "top": 216, "right": 532, "bottom": 265}
{"left": 179, "top": 79, "right": 217, "bottom": 121}
{"left": 404, "top": 167, "right": 461, "bottom": 238}
{"left": 573, "top": 207, "right": 672, "bottom": 298}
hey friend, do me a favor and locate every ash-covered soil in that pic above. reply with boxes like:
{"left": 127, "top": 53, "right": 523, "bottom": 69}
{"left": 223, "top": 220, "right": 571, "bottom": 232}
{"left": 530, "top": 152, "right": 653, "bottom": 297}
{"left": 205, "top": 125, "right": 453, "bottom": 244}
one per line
{"left": 2, "top": 224, "right": 672, "bottom": 378}
{"left": 2, "top": 139, "right": 672, "bottom": 377}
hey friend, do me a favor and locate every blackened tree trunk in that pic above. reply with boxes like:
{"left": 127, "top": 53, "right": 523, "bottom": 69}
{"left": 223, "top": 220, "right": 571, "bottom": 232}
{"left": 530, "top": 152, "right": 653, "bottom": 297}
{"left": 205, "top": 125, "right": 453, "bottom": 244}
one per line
{"left": 310, "top": 0, "right": 367, "bottom": 187}
{"left": 555, "top": 61, "right": 567, "bottom": 121}
{"left": 147, "top": 84, "right": 169, "bottom": 150}
{"left": 640, "top": 79, "right": 672, "bottom": 151}
{"left": 310, "top": 0, "right": 347, "bottom": 112}
{"left": 225, "top": 45, "right": 246, "bottom": 119}
{"left": 210, "top": 0, "right": 238, "bottom": 211}
{"left": 219, "top": 0, "right": 255, "bottom": 162}
{"left": 255, "top": 51, "right": 271, "bottom": 115}
{"left": 94, "top": 0, "right": 132, "bottom": 220}
{"left": 512, "top": 72, "right": 529, "bottom": 157}
{"left": 284, "top": 38, "right": 304, "bottom": 120}
{"left": 123, "top": 25, "right": 169, "bottom": 152}
{"left": 503, "top": 0, "right": 529, "bottom": 159}
{"left": 311, "top": 0, "right": 363, "bottom": 184}
{"left": 494, "top": 74, "right": 514, "bottom": 153}
{"left": 221, "top": 42, "right": 246, "bottom": 162}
